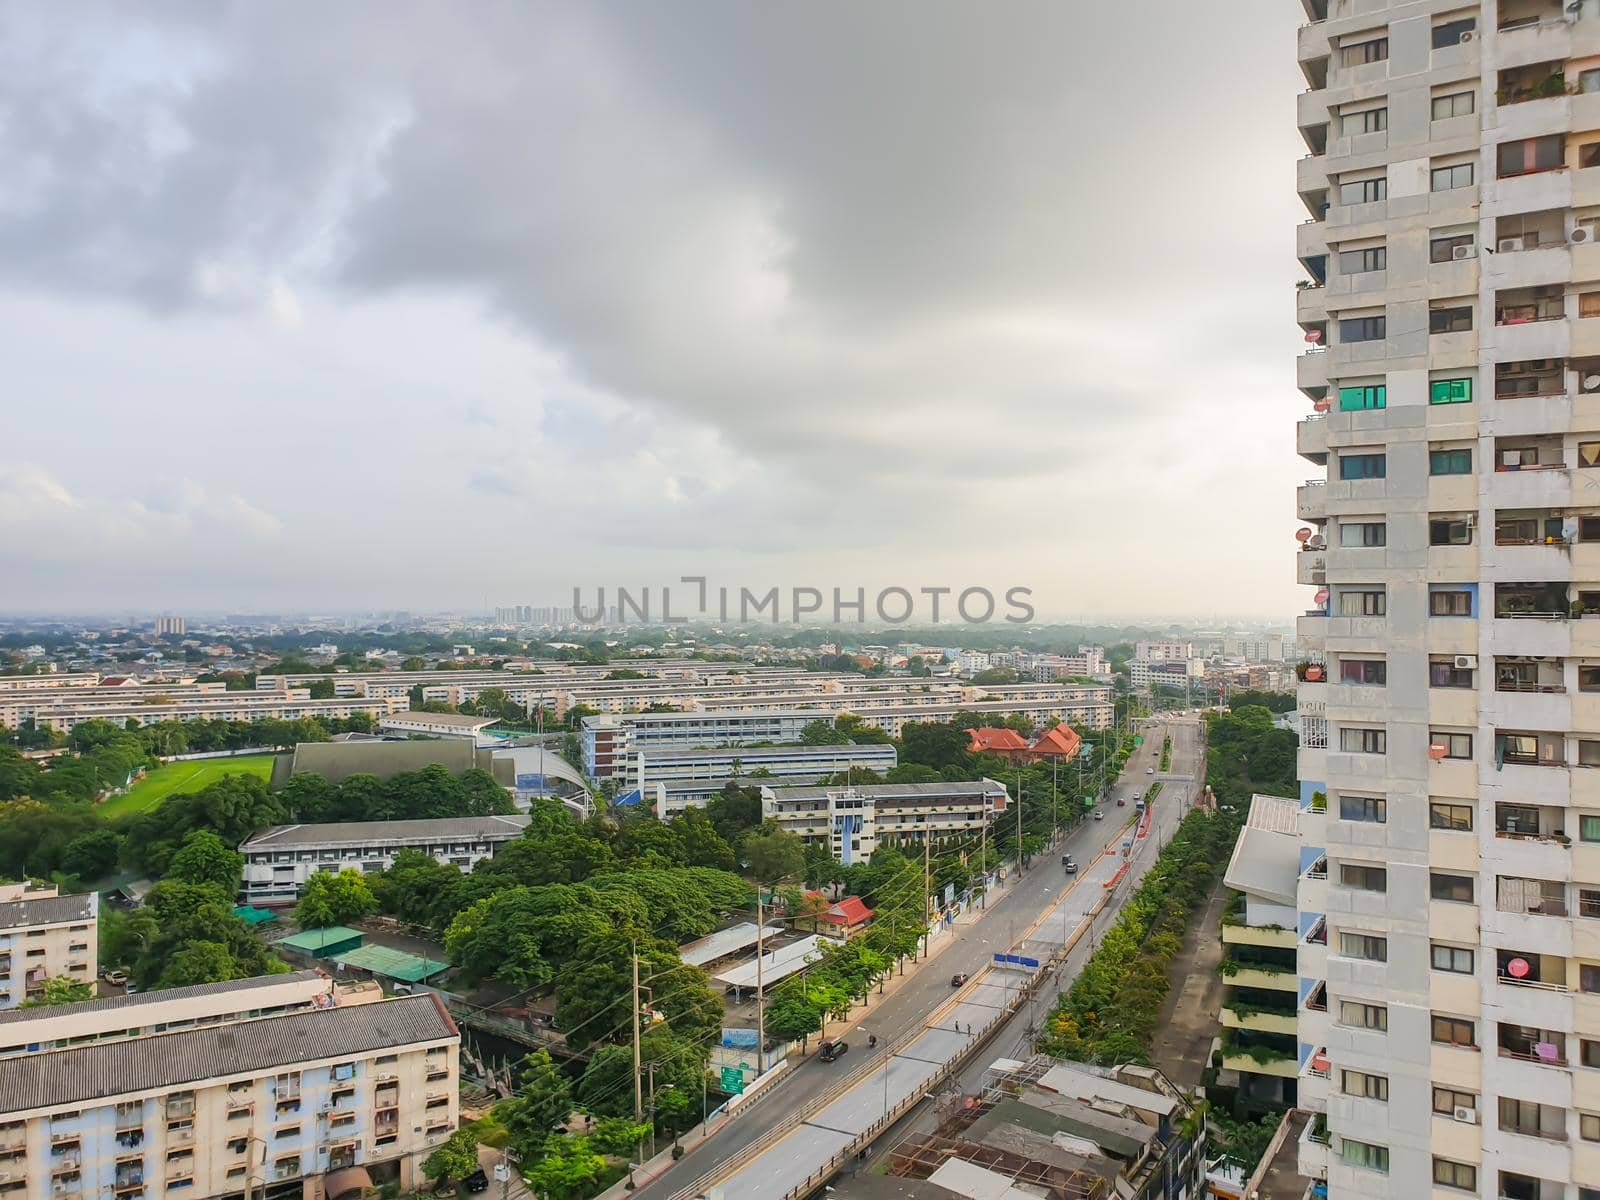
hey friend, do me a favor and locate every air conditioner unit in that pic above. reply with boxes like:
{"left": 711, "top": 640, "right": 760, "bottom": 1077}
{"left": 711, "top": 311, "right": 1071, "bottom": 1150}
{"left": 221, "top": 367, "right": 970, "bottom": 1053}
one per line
{"left": 1453, "top": 1105, "right": 1478, "bottom": 1124}
{"left": 1452, "top": 243, "right": 1477, "bottom": 260}
{"left": 1499, "top": 236, "right": 1527, "bottom": 253}
{"left": 1454, "top": 655, "right": 1477, "bottom": 669}
{"left": 1460, "top": 29, "right": 1476, "bottom": 43}
{"left": 1573, "top": 226, "right": 1595, "bottom": 245}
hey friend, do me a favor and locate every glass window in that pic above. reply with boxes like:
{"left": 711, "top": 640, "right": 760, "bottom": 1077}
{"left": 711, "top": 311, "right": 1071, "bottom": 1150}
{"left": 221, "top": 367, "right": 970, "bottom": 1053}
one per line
{"left": 1430, "top": 659, "right": 1473, "bottom": 688}
{"left": 1582, "top": 441, "right": 1600, "bottom": 468}
{"left": 1432, "top": 18, "right": 1475, "bottom": 48}
{"left": 1340, "top": 1139, "right": 1389, "bottom": 1173}
{"left": 1433, "top": 1159, "right": 1476, "bottom": 1191}
{"left": 1430, "top": 588, "right": 1472, "bottom": 616}
{"left": 1340, "top": 521, "right": 1386, "bottom": 547}
{"left": 1340, "top": 315, "right": 1387, "bottom": 343}
{"left": 1340, "top": 932, "right": 1388, "bottom": 962}
{"left": 1431, "top": 232, "right": 1475, "bottom": 261}
{"left": 1430, "top": 306, "right": 1473, "bottom": 334}
{"left": 1339, "top": 727, "right": 1387, "bottom": 754}
{"left": 1342, "top": 863, "right": 1388, "bottom": 891}
{"left": 1431, "top": 1015, "right": 1475, "bottom": 1046}
{"left": 1341, "top": 1000, "right": 1387, "bottom": 1030}
{"left": 1431, "top": 518, "right": 1473, "bottom": 546}
{"left": 1342, "top": 1069, "right": 1389, "bottom": 1100}
{"left": 1338, "top": 384, "right": 1386, "bottom": 411}
{"left": 1431, "top": 378, "right": 1472, "bottom": 403}
{"left": 1581, "top": 292, "right": 1600, "bottom": 318}
{"left": 1341, "top": 37, "right": 1388, "bottom": 66}
{"left": 1429, "top": 801, "right": 1473, "bottom": 831}
{"left": 1432, "top": 943, "right": 1474, "bottom": 973}
{"left": 1339, "top": 176, "right": 1388, "bottom": 205}
{"left": 1430, "top": 448, "right": 1472, "bottom": 475}
{"left": 1339, "top": 659, "right": 1386, "bottom": 685}
{"left": 1584, "top": 143, "right": 1600, "bottom": 170}
{"left": 1584, "top": 1039, "right": 1600, "bottom": 1067}
{"left": 1340, "top": 246, "right": 1387, "bottom": 274}
{"left": 1432, "top": 91, "right": 1474, "bottom": 119}
{"left": 1583, "top": 1114, "right": 1600, "bottom": 1142}
{"left": 1432, "top": 162, "right": 1474, "bottom": 191}
{"left": 1581, "top": 964, "right": 1600, "bottom": 993}
{"left": 1583, "top": 69, "right": 1600, "bottom": 94}
{"left": 1340, "top": 794, "right": 1386, "bottom": 822}
{"left": 1581, "top": 814, "right": 1600, "bottom": 842}
{"left": 1341, "top": 108, "right": 1388, "bottom": 136}
{"left": 1339, "top": 453, "right": 1386, "bottom": 480}
{"left": 1431, "top": 873, "right": 1475, "bottom": 902}
{"left": 1338, "top": 590, "right": 1386, "bottom": 616}
{"left": 1498, "top": 135, "right": 1564, "bottom": 177}
{"left": 1432, "top": 1087, "right": 1475, "bottom": 1115}
{"left": 1431, "top": 731, "right": 1473, "bottom": 759}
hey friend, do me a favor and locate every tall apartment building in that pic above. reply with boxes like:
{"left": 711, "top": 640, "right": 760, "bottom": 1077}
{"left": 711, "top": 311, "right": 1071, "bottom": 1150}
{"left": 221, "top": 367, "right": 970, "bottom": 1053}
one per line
{"left": 0, "top": 886, "right": 96, "bottom": 1010}
{"left": 1295, "top": 4, "right": 1600, "bottom": 1197}
{"left": 153, "top": 616, "right": 186, "bottom": 637}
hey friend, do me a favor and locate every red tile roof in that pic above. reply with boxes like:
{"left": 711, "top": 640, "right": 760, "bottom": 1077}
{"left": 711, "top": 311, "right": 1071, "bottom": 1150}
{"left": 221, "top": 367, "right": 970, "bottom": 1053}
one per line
{"left": 966, "top": 727, "right": 1030, "bottom": 753}
{"left": 1030, "top": 723, "right": 1082, "bottom": 759}
{"left": 821, "top": 896, "right": 875, "bottom": 927}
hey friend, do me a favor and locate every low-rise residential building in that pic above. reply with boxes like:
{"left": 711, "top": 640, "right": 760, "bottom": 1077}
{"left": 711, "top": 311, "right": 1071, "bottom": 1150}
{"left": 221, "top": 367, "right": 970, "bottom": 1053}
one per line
{"left": 0, "top": 991, "right": 458, "bottom": 1200}
{"left": 1220, "top": 794, "right": 1302, "bottom": 1114}
{"left": 760, "top": 780, "right": 1008, "bottom": 865}
{"left": 631, "top": 742, "right": 897, "bottom": 816}
{"left": 1135, "top": 641, "right": 1194, "bottom": 663}
{"left": 375, "top": 712, "right": 498, "bottom": 740}
{"left": 0, "top": 885, "right": 97, "bottom": 1010}
{"left": 581, "top": 710, "right": 832, "bottom": 780}
{"left": 965, "top": 727, "right": 1031, "bottom": 762}
{"left": 240, "top": 815, "right": 531, "bottom": 904}
{"left": 886, "top": 1055, "right": 1206, "bottom": 1200}
{"left": 25, "top": 695, "right": 401, "bottom": 734}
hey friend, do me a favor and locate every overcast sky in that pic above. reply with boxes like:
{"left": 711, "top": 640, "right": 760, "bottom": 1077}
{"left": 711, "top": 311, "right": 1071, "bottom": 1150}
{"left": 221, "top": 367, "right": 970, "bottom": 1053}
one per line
{"left": 0, "top": 1, "right": 1308, "bottom": 622}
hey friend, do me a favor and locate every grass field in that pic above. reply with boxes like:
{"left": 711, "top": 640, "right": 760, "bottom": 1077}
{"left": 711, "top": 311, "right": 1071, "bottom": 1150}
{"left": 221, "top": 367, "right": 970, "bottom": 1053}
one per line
{"left": 99, "top": 754, "right": 277, "bottom": 820}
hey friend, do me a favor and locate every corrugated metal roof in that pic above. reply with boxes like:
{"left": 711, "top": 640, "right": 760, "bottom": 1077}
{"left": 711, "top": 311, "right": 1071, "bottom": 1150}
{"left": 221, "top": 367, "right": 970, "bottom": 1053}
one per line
{"left": 0, "top": 971, "right": 324, "bottom": 1027}
{"left": 243, "top": 814, "right": 529, "bottom": 849}
{"left": 0, "top": 892, "right": 94, "bottom": 933}
{"left": 0, "top": 994, "right": 456, "bottom": 1115}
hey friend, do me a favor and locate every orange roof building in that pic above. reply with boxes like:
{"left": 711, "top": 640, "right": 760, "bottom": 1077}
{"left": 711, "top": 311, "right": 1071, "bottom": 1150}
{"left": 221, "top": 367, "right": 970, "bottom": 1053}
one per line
{"left": 966, "top": 727, "right": 1031, "bottom": 760}
{"left": 1029, "top": 723, "right": 1082, "bottom": 762}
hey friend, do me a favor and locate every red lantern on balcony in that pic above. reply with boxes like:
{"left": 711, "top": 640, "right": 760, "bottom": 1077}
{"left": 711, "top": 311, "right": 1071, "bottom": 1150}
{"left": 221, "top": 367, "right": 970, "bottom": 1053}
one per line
{"left": 1428, "top": 743, "right": 1448, "bottom": 761}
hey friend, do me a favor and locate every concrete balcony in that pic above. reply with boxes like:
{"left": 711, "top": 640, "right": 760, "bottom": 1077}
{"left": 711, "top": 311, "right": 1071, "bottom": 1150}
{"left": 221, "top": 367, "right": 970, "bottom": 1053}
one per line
{"left": 1222, "top": 1048, "right": 1299, "bottom": 1079}
{"left": 1489, "top": 974, "right": 1575, "bottom": 1034}
{"left": 1484, "top": 687, "right": 1572, "bottom": 730}
{"left": 1298, "top": 350, "right": 1329, "bottom": 393}
{"left": 1297, "top": 1115, "right": 1330, "bottom": 1177}
{"left": 1223, "top": 923, "right": 1297, "bottom": 950}
{"left": 1225, "top": 965, "right": 1299, "bottom": 993}
{"left": 1483, "top": 242, "right": 1570, "bottom": 289}
{"left": 1297, "top": 154, "right": 1327, "bottom": 196}
{"left": 1490, "top": 464, "right": 1573, "bottom": 509}
{"left": 1484, "top": 539, "right": 1573, "bottom": 580}
{"left": 1297, "top": 415, "right": 1328, "bottom": 462}
{"left": 1491, "top": 166, "right": 1573, "bottom": 217}
{"left": 1484, "top": 906, "right": 1575, "bottom": 959}
{"left": 1297, "top": 20, "right": 1329, "bottom": 66}
{"left": 1496, "top": 16, "right": 1572, "bottom": 68}
{"left": 1297, "top": 613, "right": 1328, "bottom": 653}
{"left": 1296, "top": 219, "right": 1328, "bottom": 264}
{"left": 1484, "top": 761, "right": 1574, "bottom": 809}
{"left": 1489, "top": 616, "right": 1571, "bottom": 659}
{"left": 1486, "top": 831, "right": 1574, "bottom": 882}
{"left": 1296, "top": 552, "right": 1327, "bottom": 586}
{"left": 1296, "top": 283, "right": 1328, "bottom": 326}
{"left": 1488, "top": 314, "right": 1572, "bottom": 363}
{"left": 1429, "top": 688, "right": 1478, "bottom": 728}
{"left": 1221, "top": 1004, "right": 1298, "bottom": 1036}
{"left": 1297, "top": 480, "right": 1327, "bottom": 521}
{"left": 1299, "top": 1053, "right": 1329, "bottom": 1111}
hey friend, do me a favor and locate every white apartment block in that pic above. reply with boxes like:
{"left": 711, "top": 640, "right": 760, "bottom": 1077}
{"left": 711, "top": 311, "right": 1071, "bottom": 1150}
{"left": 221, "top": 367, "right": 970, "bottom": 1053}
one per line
{"left": 629, "top": 742, "right": 899, "bottom": 815}
{"left": 1295, "top": 4, "right": 1600, "bottom": 1198}
{"left": 759, "top": 779, "right": 1009, "bottom": 866}
{"left": 239, "top": 816, "right": 530, "bottom": 904}
{"left": 1134, "top": 641, "right": 1194, "bottom": 662}
{"left": 23, "top": 696, "right": 401, "bottom": 734}
{"left": 0, "top": 887, "right": 96, "bottom": 1010}
{"left": 0, "top": 990, "right": 458, "bottom": 1200}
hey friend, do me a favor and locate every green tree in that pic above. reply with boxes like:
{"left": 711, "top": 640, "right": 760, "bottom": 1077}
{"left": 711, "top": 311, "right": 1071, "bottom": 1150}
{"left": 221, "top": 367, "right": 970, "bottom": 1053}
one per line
{"left": 295, "top": 868, "right": 377, "bottom": 928}
{"left": 59, "top": 829, "right": 123, "bottom": 880}
{"left": 157, "top": 940, "right": 243, "bottom": 989}
{"left": 498, "top": 1049, "right": 573, "bottom": 1156}
{"left": 20, "top": 976, "right": 94, "bottom": 1007}
{"left": 421, "top": 1127, "right": 480, "bottom": 1187}
{"left": 799, "top": 719, "right": 848, "bottom": 745}
{"left": 764, "top": 993, "right": 822, "bottom": 1051}
{"left": 739, "top": 826, "right": 805, "bottom": 886}
{"left": 523, "top": 1135, "right": 605, "bottom": 1200}
{"left": 167, "top": 831, "right": 245, "bottom": 892}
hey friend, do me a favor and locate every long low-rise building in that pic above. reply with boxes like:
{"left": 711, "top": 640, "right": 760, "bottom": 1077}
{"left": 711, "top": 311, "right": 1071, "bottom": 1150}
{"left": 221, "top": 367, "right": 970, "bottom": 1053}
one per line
{"left": 0, "top": 989, "right": 459, "bottom": 1200}
{"left": 240, "top": 815, "right": 531, "bottom": 904}
{"left": 582, "top": 710, "right": 834, "bottom": 779}
{"left": 632, "top": 742, "right": 898, "bottom": 816}
{"left": 26, "top": 695, "right": 403, "bottom": 734}
{"left": 761, "top": 779, "right": 1009, "bottom": 864}
{"left": 375, "top": 711, "right": 499, "bottom": 739}
{"left": 0, "top": 885, "right": 97, "bottom": 1010}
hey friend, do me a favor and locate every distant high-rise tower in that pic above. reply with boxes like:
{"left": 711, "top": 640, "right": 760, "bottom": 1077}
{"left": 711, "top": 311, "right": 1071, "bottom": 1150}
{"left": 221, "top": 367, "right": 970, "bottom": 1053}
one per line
{"left": 153, "top": 614, "right": 186, "bottom": 636}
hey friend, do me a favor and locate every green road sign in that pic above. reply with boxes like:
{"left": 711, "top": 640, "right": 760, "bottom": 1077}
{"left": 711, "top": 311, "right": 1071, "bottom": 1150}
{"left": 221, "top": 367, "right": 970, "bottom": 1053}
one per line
{"left": 720, "top": 1066, "right": 746, "bottom": 1095}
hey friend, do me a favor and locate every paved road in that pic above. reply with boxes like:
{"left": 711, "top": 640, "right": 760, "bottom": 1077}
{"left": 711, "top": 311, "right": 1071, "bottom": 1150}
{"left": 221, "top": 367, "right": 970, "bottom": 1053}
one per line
{"left": 638, "top": 718, "right": 1203, "bottom": 1200}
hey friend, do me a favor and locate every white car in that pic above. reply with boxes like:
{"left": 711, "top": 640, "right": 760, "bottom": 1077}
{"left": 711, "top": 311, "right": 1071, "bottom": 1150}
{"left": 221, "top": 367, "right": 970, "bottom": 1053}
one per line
{"left": 1146, "top": 767, "right": 1155, "bottom": 774}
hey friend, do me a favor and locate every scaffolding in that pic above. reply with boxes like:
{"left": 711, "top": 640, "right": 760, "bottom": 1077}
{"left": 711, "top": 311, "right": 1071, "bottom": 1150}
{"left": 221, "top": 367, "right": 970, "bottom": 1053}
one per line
{"left": 887, "top": 1131, "right": 1108, "bottom": 1200}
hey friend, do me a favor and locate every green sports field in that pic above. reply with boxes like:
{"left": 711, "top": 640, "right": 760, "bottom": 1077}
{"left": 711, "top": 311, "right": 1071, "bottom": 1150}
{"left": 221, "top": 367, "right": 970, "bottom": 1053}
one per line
{"left": 99, "top": 754, "right": 277, "bottom": 820}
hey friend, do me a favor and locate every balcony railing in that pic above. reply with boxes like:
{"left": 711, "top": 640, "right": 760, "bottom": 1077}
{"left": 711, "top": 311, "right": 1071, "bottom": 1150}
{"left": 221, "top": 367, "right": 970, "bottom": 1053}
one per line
{"left": 1304, "top": 918, "right": 1327, "bottom": 946}
{"left": 1305, "top": 860, "right": 1328, "bottom": 880}
{"left": 1500, "top": 1045, "right": 1569, "bottom": 1067}
{"left": 1498, "top": 971, "right": 1570, "bottom": 992}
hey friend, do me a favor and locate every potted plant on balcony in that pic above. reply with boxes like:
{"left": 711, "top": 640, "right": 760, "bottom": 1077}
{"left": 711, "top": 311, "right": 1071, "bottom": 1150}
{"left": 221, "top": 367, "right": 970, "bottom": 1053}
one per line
{"left": 1573, "top": 600, "right": 1589, "bottom": 619}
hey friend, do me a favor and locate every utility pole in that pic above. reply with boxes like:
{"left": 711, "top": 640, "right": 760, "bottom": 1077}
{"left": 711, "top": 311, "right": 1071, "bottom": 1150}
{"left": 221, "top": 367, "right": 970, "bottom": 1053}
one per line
{"left": 755, "top": 891, "right": 766, "bottom": 1075}
{"left": 1015, "top": 768, "right": 1024, "bottom": 874}
{"left": 981, "top": 806, "right": 989, "bottom": 910}
{"left": 923, "top": 834, "right": 932, "bottom": 953}
{"left": 631, "top": 945, "right": 643, "bottom": 1123}
{"left": 1051, "top": 756, "right": 1058, "bottom": 842}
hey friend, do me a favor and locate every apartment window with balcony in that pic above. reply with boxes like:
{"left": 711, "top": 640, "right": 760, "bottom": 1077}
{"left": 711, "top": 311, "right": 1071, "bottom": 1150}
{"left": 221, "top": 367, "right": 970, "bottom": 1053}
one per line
{"left": 1432, "top": 90, "right": 1475, "bottom": 119}
{"left": 1433, "top": 1159, "right": 1477, "bottom": 1192}
{"left": 1431, "top": 230, "right": 1475, "bottom": 261}
{"left": 1340, "top": 521, "right": 1386, "bottom": 547}
{"left": 1431, "top": 1014, "right": 1476, "bottom": 1047}
{"left": 1339, "top": 452, "right": 1386, "bottom": 480}
{"left": 1431, "top": 731, "right": 1473, "bottom": 759}
{"left": 1340, "top": 315, "right": 1387, "bottom": 343}
{"left": 1339, "top": 728, "right": 1386, "bottom": 755}
{"left": 1430, "top": 517, "right": 1473, "bottom": 546}
{"left": 1339, "top": 176, "right": 1387, "bottom": 205}
{"left": 1339, "top": 246, "right": 1387, "bottom": 274}
{"left": 1430, "top": 448, "right": 1472, "bottom": 475}
{"left": 1432, "top": 17, "right": 1475, "bottom": 48}
{"left": 1337, "top": 383, "right": 1385, "bottom": 410}
{"left": 1338, "top": 1002, "right": 1388, "bottom": 1033}
{"left": 1431, "top": 873, "right": 1475, "bottom": 903}
{"left": 1500, "top": 732, "right": 1564, "bottom": 766}
{"left": 1343, "top": 1069, "right": 1388, "bottom": 1100}
{"left": 1338, "top": 589, "right": 1386, "bottom": 616}
{"left": 1433, "top": 1087, "right": 1476, "bottom": 1116}
{"left": 1339, "top": 659, "right": 1386, "bottom": 685}
{"left": 1430, "top": 305, "right": 1473, "bottom": 334}
{"left": 1340, "top": 35, "right": 1389, "bottom": 66}
{"left": 1499, "top": 135, "right": 1564, "bottom": 178}
{"left": 1432, "top": 161, "right": 1474, "bottom": 191}
{"left": 1340, "top": 108, "right": 1387, "bottom": 136}
{"left": 1340, "top": 795, "right": 1386, "bottom": 823}
{"left": 1341, "top": 932, "right": 1388, "bottom": 962}
{"left": 1432, "top": 943, "right": 1474, "bottom": 973}
{"left": 1342, "top": 863, "right": 1388, "bottom": 891}
{"left": 1500, "top": 1097, "right": 1566, "bottom": 1140}
{"left": 1431, "top": 378, "right": 1472, "bottom": 404}
{"left": 1340, "top": 1138, "right": 1389, "bottom": 1173}
{"left": 1430, "top": 801, "right": 1473, "bottom": 831}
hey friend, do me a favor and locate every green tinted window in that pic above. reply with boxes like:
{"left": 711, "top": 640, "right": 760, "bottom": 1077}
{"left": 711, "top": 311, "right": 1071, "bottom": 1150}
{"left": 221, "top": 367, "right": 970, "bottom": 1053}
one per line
{"left": 1431, "top": 378, "right": 1472, "bottom": 404}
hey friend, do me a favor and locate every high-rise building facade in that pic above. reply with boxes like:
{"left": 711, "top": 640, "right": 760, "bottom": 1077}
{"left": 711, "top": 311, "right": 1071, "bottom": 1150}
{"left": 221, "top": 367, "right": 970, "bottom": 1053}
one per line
{"left": 1295, "top": 4, "right": 1600, "bottom": 1198}
{"left": 153, "top": 615, "right": 185, "bottom": 637}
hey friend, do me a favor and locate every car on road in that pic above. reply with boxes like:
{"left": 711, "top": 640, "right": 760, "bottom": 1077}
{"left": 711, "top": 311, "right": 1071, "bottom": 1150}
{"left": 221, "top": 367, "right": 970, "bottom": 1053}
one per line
{"left": 950, "top": 973, "right": 969, "bottom": 987}
{"left": 1116, "top": 797, "right": 1126, "bottom": 806}
{"left": 464, "top": 1170, "right": 489, "bottom": 1194}
{"left": 1063, "top": 856, "right": 1077, "bottom": 875}
{"left": 1094, "top": 810, "right": 1104, "bottom": 821}
{"left": 1147, "top": 766, "right": 1155, "bottom": 774}
{"left": 819, "top": 1040, "right": 849, "bottom": 1062}
{"left": 101, "top": 968, "right": 128, "bottom": 987}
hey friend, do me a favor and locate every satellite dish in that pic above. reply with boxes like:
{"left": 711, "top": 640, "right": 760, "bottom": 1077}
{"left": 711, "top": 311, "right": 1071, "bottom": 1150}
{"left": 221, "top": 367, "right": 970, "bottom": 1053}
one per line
{"left": 1507, "top": 957, "right": 1531, "bottom": 979}
{"left": 1428, "top": 743, "right": 1448, "bottom": 761}
{"left": 1313, "top": 397, "right": 1332, "bottom": 412}
{"left": 1296, "top": 527, "right": 1314, "bottom": 543}
{"left": 1585, "top": 374, "right": 1600, "bottom": 390}
{"left": 1305, "top": 328, "right": 1324, "bottom": 344}
{"left": 1314, "top": 588, "right": 1330, "bottom": 606}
